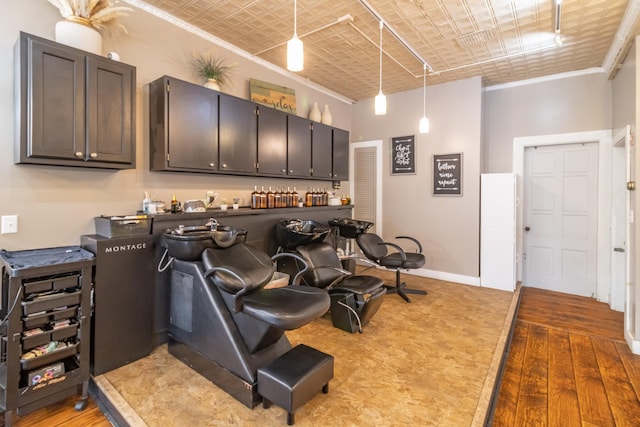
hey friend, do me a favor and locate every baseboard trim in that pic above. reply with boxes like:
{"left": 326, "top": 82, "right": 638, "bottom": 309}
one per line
{"left": 625, "top": 329, "right": 640, "bottom": 355}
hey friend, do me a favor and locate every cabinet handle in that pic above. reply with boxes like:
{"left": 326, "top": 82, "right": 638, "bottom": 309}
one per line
{"left": 74, "top": 151, "right": 84, "bottom": 158}
{"left": 209, "top": 162, "right": 215, "bottom": 167}
{"left": 89, "top": 152, "right": 98, "bottom": 159}
{"left": 222, "top": 163, "right": 227, "bottom": 168}
{"left": 289, "top": 169, "right": 294, "bottom": 174}
{"left": 282, "top": 169, "right": 287, "bottom": 173}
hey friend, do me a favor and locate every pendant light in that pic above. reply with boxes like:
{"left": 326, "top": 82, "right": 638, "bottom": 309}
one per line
{"left": 374, "top": 19, "right": 387, "bottom": 115}
{"left": 419, "top": 63, "right": 429, "bottom": 133}
{"left": 287, "top": 0, "right": 303, "bottom": 72}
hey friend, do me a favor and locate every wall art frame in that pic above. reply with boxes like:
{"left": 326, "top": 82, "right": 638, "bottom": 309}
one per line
{"left": 433, "top": 153, "right": 462, "bottom": 196}
{"left": 391, "top": 135, "right": 416, "bottom": 175}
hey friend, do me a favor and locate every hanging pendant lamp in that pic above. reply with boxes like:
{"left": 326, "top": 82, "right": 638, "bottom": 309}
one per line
{"left": 419, "top": 63, "right": 429, "bottom": 133}
{"left": 287, "top": 0, "right": 304, "bottom": 71}
{"left": 374, "top": 19, "right": 387, "bottom": 115}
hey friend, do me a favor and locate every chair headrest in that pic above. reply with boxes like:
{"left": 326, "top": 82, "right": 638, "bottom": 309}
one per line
{"left": 202, "top": 243, "right": 273, "bottom": 295}
{"left": 296, "top": 242, "right": 344, "bottom": 288}
{"left": 356, "top": 233, "right": 387, "bottom": 260}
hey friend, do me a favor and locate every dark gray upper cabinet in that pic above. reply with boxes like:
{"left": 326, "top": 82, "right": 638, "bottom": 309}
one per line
{"left": 146, "top": 74, "right": 349, "bottom": 181}
{"left": 149, "top": 77, "right": 218, "bottom": 172}
{"left": 257, "top": 106, "right": 287, "bottom": 175}
{"left": 311, "top": 122, "right": 333, "bottom": 179}
{"left": 332, "top": 128, "right": 350, "bottom": 180}
{"left": 219, "top": 93, "right": 258, "bottom": 174}
{"left": 286, "top": 115, "right": 311, "bottom": 177}
{"left": 14, "top": 32, "right": 136, "bottom": 169}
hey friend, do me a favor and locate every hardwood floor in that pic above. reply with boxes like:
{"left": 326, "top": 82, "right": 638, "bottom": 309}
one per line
{"left": 0, "top": 395, "right": 111, "bottom": 426}
{"left": 4, "top": 285, "right": 639, "bottom": 426}
{"left": 492, "top": 287, "right": 640, "bottom": 427}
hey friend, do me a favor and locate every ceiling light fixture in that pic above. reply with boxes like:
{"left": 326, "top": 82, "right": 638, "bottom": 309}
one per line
{"left": 287, "top": 0, "right": 303, "bottom": 72}
{"left": 554, "top": 0, "right": 563, "bottom": 46}
{"left": 374, "top": 19, "right": 386, "bottom": 115}
{"left": 419, "top": 63, "right": 429, "bottom": 134}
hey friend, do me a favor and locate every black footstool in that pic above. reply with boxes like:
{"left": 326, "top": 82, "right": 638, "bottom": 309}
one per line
{"left": 257, "top": 344, "right": 334, "bottom": 425}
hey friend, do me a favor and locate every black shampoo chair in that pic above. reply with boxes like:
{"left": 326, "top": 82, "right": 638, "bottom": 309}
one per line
{"left": 295, "top": 242, "right": 386, "bottom": 333}
{"left": 356, "top": 233, "right": 427, "bottom": 303}
{"left": 167, "top": 242, "right": 330, "bottom": 408}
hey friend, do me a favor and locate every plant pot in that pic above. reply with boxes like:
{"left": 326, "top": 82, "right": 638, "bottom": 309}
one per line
{"left": 204, "top": 79, "right": 220, "bottom": 91}
{"left": 55, "top": 18, "right": 102, "bottom": 55}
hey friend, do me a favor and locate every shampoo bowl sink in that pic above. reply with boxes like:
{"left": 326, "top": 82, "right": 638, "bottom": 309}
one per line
{"left": 275, "top": 219, "right": 331, "bottom": 250}
{"left": 163, "top": 225, "right": 246, "bottom": 260}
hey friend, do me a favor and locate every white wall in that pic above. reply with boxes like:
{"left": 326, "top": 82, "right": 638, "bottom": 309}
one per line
{"left": 612, "top": 41, "right": 636, "bottom": 131}
{"left": 0, "top": 3, "right": 351, "bottom": 251}
{"left": 484, "top": 71, "right": 613, "bottom": 173}
{"left": 351, "top": 77, "right": 483, "bottom": 279}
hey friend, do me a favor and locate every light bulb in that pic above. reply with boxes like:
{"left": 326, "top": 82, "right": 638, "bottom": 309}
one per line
{"left": 375, "top": 90, "right": 387, "bottom": 115}
{"left": 419, "top": 116, "right": 429, "bottom": 134}
{"left": 287, "top": 35, "right": 303, "bottom": 71}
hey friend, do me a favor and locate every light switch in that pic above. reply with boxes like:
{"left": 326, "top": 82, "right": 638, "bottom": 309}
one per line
{"left": 1, "top": 215, "right": 18, "bottom": 234}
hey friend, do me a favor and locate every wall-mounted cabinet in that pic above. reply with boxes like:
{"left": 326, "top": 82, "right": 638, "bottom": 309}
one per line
{"left": 219, "top": 93, "right": 258, "bottom": 174}
{"left": 14, "top": 32, "right": 136, "bottom": 169}
{"left": 332, "top": 128, "right": 349, "bottom": 180}
{"left": 311, "top": 122, "right": 333, "bottom": 180}
{"left": 257, "top": 105, "right": 287, "bottom": 176}
{"left": 148, "top": 75, "right": 349, "bottom": 181}
{"left": 286, "top": 115, "right": 312, "bottom": 178}
{"left": 150, "top": 77, "right": 218, "bottom": 172}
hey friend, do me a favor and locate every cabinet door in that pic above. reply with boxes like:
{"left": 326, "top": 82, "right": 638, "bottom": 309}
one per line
{"left": 219, "top": 94, "right": 257, "bottom": 173}
{"left": 87, "top": 56, "right": 135, "bottom": 166}
{"left": 311, "top": 122, "right": 333, "bottom": 179}
{"left": 167, "top": 79, "right": 218, "bottom": 171}
{"left": 287, "top": 115, "right": 311, "bottom": 177}
{"left": 21, "top": 35, "right": 86, "bottom": 162}
{"left": 332, "top": 128, "right": 349, "bottom": 180}
{"left": 257, "top": 106, "right": 287, "bottom": 175}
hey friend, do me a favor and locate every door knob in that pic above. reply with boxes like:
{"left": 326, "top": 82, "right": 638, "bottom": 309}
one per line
{"left": 524, "top": 226, "right": 530, "bottom": 231}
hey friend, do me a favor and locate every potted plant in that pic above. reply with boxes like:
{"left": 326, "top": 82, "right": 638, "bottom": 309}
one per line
{"left": 48, "top": 0, "right": 133, "bottom": 54}
{"left": 192, "top": 51, "right": 234, "bottom": 91}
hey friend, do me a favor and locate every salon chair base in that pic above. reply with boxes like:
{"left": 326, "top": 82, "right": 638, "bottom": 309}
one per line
{"left": 385, "top": 269, "right": 427, "bottom": 303}
{"left": 258, "top": 344, "right": 334, "bottom": 425}
{"left": 168, "top": 338, "right": 261, "bottom": 408}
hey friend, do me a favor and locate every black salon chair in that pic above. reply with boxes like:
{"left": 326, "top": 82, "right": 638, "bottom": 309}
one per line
{"left": 167, "top": 242, "right": 330, "bottom": 408}
{"left": 295, "top": 242, "right": 386, "bottom": 333}
{"left": 356, "top": 233, "right": 427, "bottom": 303}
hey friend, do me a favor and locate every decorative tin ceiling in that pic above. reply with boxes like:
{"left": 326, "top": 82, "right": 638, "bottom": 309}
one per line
{"left": 138, "top": 0, "right": 639, "bottom": 101}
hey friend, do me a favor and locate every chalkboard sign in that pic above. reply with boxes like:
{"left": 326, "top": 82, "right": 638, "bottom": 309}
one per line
{"left": 391, "top": 135, "right": 416, "bottom": 175}
{"left": 433, "top": 153, "right": 462, "bottom": 195}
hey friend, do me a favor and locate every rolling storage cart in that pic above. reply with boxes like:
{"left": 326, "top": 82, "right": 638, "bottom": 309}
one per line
{"left": 0, "top": 246, "right": 94, "bottom": 426}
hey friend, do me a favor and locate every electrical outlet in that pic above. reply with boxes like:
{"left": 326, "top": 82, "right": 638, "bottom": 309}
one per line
{"left": 1, "top": 215, "right": 18, "bottom": 234}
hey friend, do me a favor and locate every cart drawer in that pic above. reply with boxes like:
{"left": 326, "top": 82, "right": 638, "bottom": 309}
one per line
{"left": 23, "top": 307, "right": 77, "bottom": 329}
{"left": 21, "top": 291, "right": 81, "bottom": 316}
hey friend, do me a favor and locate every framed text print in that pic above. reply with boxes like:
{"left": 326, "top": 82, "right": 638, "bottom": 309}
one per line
{"left": 391, "top": 135, "right": 416, "bottom": 175}
{"left": 433, "top": 153, "right": 462, "bottom": 195}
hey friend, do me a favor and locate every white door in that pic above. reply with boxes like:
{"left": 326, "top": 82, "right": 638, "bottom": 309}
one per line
{"left": 523, "top": 142, "right": 599, "bottom": 297}
{"left": 625, "top": 130, "right": 638, "bottom": 353}
{"left": 350, "top": 140, "right": 382, "bottom": 235}
{"left": 612, "top": 126, "right": 630, "bottom": 312}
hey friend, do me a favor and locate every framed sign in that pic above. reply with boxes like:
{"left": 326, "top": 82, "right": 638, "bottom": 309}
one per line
{"left": 433, "top": 153, "right": 462, "bottom": 195}
{"left": 391, "top": 135, "right": 416, "bottom": 175}
{"left": 249, "top": 78, "right": 297, "bottom": 113}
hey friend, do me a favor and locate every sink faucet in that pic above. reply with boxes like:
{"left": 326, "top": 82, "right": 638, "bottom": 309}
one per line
{"left": 206, "top": 218, "right": 218, "bottom": 231}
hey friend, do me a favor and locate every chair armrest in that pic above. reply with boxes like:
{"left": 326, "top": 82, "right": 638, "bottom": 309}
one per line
{"left": 203, "top": 265, "right": 249, "bottom": 312}
{"left": 395, "top": 236, "right": 423, "bottom": 253}
{"left": 377, "top": 242, "right": 407, "bottom": 261}
{"left": 271, "top": 252, "right": 309, "bottom": 285}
